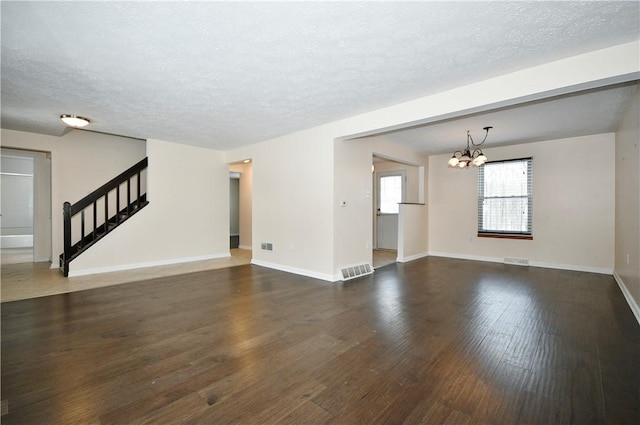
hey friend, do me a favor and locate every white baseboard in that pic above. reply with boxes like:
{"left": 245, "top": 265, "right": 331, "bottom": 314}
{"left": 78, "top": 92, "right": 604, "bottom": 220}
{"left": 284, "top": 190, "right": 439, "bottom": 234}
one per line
{"left": 68, "top": 253, "right": 231, "bottom": 277}
{"left": 613, "top": 272, "right": 640, "bottom": 326}
{"left": 428, "top": 251, "right": 503, "bottom": 264}
{"left": 428, "top": 251, "right": 612, "bottom": 274}
{"left": 238, "top": 245, "right": 252, "bottom": 250}
{"left": 528, "top": 261, "right": 612, "bottom": 275}
{"left": 250, "top": 259, "right": 338, "bottom": 282}
{"left": 397, "top": 251, "right": 429, "bottom": 263}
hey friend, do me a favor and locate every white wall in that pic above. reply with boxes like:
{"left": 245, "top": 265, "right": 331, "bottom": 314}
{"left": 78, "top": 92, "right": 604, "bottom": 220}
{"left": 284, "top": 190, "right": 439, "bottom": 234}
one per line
{"left": 229, "top": 162, "right": 253, "bottom": 250}
{"left": 614, "top": 84, "right": 640, "bottom": 322}
{"left": 429, "top": 134, "right": 615, "bottom": 273}
{"left": 70, "top": 139, "right": 229, "bottom": 275}
{"left": 0, "top": 129, "right": 146, "bottom": 264}
{"left": 398, "top": 203, "right": 429, "bottom": 262}
{"left": 226, "top": 129, "right": 335, "bottom": 280}
{"left": 32, "top": 152, "right": 52, "bottom": 261}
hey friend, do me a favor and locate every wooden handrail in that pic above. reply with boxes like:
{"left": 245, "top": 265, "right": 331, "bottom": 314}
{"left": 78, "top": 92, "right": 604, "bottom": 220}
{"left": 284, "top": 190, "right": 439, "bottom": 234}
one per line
{"left": 70, "top": 157, "right": 148, "bottom": 215}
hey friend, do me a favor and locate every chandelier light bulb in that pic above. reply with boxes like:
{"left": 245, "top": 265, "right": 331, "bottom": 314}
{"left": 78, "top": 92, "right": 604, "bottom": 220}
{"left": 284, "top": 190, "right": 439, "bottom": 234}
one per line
{"left": 473, "top": 153, "right": 487, "bottom": 166}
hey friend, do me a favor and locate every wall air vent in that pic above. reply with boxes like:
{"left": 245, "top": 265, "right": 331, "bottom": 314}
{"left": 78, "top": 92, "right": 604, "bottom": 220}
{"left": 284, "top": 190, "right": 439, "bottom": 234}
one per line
{"left": 341, "top": 263, "right": 373, "bottom": 281}
{"left": 261, "top": 242, "right": 273, "bottom": 251}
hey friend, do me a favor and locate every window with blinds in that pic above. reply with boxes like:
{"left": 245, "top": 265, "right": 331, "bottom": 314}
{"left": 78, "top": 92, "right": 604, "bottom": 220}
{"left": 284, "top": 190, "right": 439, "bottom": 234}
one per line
{"left": 477, "top": 157, "right": 532, "bottom": 238}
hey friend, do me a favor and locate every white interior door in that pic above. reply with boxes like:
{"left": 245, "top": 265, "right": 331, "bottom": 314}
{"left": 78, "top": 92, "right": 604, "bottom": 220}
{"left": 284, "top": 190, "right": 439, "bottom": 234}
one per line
{"left": 376, "top": 171, "right": 405, "bottom": 250}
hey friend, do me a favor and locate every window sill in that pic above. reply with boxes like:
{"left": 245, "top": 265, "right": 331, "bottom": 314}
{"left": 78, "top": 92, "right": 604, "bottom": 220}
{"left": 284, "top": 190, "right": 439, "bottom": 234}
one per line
{"left": 477, "top": 233, "right": 533, "bottom": 240}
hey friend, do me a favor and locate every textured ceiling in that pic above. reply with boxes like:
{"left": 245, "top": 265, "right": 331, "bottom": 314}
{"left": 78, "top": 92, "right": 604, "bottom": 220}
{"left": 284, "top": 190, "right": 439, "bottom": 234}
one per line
{"left": 368, "top": 83, "right": 638, "bottom": 154}
{"left": 1, "top": 1, "right": 639, "bottom": 152}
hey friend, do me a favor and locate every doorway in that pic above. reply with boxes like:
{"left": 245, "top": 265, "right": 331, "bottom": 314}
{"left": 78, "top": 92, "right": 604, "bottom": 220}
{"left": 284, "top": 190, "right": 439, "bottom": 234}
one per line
{"left": 372, "top": 155, "right": 422, "bottom": 269}
{"left": 228, "top": 160, "right": 253, "bottom": 254}
{"left": 229, "top": 172, "right": 240, "bottom": 248}
{"left": 1, "top": 148, "right": 52, "bottom": 265}
{"left": 375, "top": 170, "right": 405, "bottom": 250}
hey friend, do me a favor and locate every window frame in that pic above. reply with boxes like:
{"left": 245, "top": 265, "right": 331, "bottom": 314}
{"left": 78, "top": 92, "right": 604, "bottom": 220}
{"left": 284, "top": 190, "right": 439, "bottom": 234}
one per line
{"left": 477, "top": 157, "right": 533, "bottom": 240}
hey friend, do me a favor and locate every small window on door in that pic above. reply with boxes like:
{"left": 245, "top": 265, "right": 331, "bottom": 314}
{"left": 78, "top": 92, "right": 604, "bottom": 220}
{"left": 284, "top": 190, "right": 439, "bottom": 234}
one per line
{"left": 379, "top": 174, "right": 403, "bottom": 214}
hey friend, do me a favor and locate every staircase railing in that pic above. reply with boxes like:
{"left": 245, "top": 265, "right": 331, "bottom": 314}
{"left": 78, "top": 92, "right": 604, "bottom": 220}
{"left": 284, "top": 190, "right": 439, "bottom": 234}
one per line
{"left": 60, "top": 157, "right": 149, "bottom": 276}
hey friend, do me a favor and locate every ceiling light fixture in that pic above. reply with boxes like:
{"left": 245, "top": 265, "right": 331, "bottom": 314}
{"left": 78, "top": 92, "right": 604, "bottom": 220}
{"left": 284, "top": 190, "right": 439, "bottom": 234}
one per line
{"left": 60, "top": 114, "right": 90, "bottom": 128}
{"left": 448, "top": 126, "right": 492, "bottom": 169}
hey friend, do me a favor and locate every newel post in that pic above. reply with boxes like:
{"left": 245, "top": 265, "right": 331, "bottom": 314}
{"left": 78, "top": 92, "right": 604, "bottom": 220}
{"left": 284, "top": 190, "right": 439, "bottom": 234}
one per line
{"left": 63, "top": 201, "right": 72, "bottom": 277}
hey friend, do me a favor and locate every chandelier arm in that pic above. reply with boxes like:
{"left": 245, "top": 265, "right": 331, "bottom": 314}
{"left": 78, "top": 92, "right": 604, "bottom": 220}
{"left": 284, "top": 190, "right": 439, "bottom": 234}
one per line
{"left": 471, "top": 126, "right": 492, "bottom": 147}
{"left": 469, "top": 133, "right": 482, "bottom": 147}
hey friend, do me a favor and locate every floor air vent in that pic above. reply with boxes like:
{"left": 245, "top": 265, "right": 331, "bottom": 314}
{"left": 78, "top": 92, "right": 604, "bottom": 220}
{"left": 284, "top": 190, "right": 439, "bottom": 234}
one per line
{"left": 341, "top": 264, "right": 373, "bottom": 281}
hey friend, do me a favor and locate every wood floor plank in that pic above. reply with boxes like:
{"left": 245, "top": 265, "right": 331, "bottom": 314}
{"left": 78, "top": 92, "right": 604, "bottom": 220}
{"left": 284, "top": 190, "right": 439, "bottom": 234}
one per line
{"left": 516, "top": 390, "right": 563, "bottom": 424}
{"left": 560, "top": 348, "right": 606, "bottom": 425}
{"left": 499, "top": 308, "right": 543, "bottom": 370}
{"left": 194, "top": 375, "right": 327, "bottom": 424}
{"left": 598, "top": 345, "right": 640, "bottom": 424}
{"left": 472, "top": 362, "right": 530, "bottom": 424}
{"left": 525, "top": 332, "right": 570, "bottom": 400}
{"left": 369, "top": 385, "right": 435, "bottom": 425}
{"left": 275, "top": 400, "right": 333, "bottom": 425}
{"left": 2, "top": 257, "right": 639, "bottom": 424}
{"left": 418, "top": 400, "right": 472, "bottom": 425}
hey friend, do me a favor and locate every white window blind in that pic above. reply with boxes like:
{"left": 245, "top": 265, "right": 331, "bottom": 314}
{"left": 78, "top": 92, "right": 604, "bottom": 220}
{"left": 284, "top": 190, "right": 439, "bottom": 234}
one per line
{"left": 478, "top": 157, "right": 532, "bottom": 236}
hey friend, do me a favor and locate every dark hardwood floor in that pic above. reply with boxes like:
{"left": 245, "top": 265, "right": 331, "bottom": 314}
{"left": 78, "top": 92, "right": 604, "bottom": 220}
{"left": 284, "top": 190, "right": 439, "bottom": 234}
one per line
{"left": 2, "top": 257, "right": 639, "bottom": 424}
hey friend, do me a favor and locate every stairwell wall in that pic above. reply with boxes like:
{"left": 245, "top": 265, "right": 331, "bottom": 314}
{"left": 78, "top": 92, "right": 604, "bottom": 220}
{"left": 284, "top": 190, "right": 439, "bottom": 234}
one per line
{"left": 69, "top": 138, "right": 229, "bottom": 276}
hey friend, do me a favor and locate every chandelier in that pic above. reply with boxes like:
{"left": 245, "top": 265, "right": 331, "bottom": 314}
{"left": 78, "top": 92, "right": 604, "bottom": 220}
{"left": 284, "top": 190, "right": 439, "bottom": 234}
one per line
{"left": 448, "top": 126, "right": 492, "bottom": 168}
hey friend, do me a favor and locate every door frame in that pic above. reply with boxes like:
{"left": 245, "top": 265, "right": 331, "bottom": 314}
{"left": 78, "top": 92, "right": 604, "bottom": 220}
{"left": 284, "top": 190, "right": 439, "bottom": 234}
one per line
{"left": 0, "top": 147, "right": 52, "bottom": 263}
{"left": 374, "top": 169, "right": 406, "bottom": 250}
